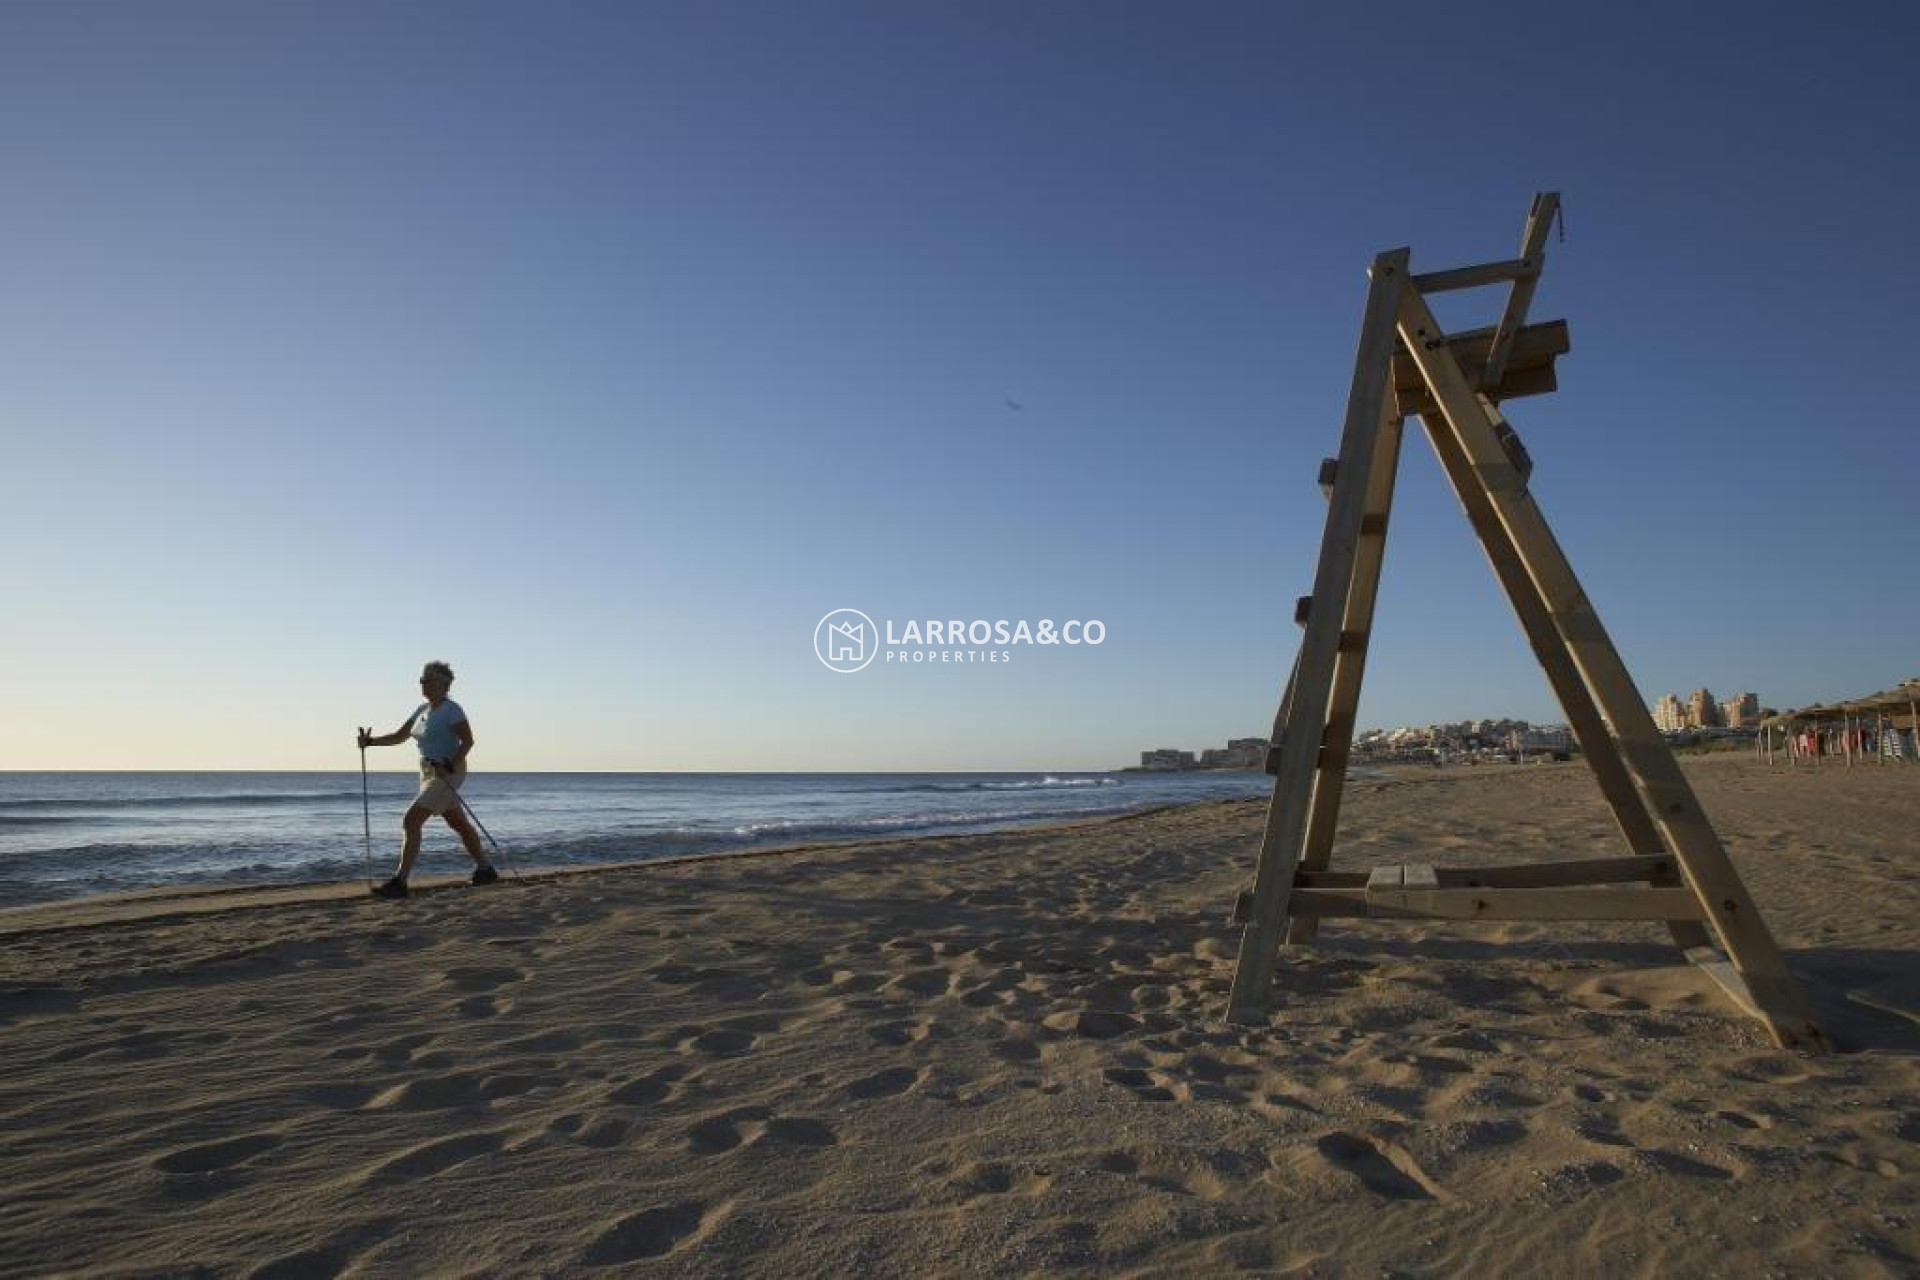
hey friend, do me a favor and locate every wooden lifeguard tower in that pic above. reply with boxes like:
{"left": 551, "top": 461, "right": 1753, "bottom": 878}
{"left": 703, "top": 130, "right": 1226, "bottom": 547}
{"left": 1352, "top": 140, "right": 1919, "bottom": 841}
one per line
{"left": 1227, "top": 194, "right": 1826, "bottom": 1052}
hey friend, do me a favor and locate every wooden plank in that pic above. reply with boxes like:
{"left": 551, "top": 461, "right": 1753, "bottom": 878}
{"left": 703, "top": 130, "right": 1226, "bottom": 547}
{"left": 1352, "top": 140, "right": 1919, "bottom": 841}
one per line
{"left": 1228, "top": 248, "right": 1409, "bottom": 1025}
{"left": 1482, "top": 192, "right": 1560, "bottom": 386}
{"left": 1403, "top": 864, "right": 1439, "bottom": 889}
{"left": 1285, "top": 411, "right": 1406, "bottom": 946}
{"left": 1398, "top": 285, "right": 1825, "bottom": 1052}
{"left": 1396, "top": 363, "right": 1554, "bottom": 417}
{"left": 1391, "top": 319, "right": 1567, "bottom": 393}
{"left": 1415, "top": 410, "right": 1714, "bottom": 952}
{"left": 1262, "top": 646, "right": 1302, "bottom": 775}
{"left": 1295, "top": 855, "right": 1681, "bottom": 890}
{"left": 1411, "top": 257, "right": 1540, "bottom": 293}
{"left": 1288, "top": 886, "right": 1706, "bottom": 922}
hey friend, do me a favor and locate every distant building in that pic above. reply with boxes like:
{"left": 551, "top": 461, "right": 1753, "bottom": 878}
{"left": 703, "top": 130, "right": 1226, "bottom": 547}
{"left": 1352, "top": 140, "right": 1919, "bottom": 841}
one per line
{"left": 1653, "top": 694, "right": 1685, "bottom": 732}
{"left": 1687, "top": 688, "right": 1721, "bottom": 729}
{"left": 1720, "top": 692, "right": 1760, "bottom": 730}
{"left": 1509, "top": 725, "right": 1573, "bottom": 754}
{"left": 1140, "top": 748, "right": 1195, "bottom": 771}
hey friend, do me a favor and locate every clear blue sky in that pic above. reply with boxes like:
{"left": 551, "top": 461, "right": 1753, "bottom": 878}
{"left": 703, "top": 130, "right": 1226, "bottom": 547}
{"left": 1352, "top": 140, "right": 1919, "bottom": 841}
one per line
{"left": 4, "top": 2, "right": 1915, "bottom": 770}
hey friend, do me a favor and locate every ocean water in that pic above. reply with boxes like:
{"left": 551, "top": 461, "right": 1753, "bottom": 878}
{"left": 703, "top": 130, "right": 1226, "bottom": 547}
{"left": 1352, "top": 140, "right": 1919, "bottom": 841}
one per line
{"left": 0, "top": 770, "right": 1276, "bottom": 905}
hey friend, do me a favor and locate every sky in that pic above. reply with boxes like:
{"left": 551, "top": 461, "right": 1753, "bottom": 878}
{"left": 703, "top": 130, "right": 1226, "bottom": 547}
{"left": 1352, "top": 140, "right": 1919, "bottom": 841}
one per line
{"left": 3, "top": 1, "right": 1917, "bottom": 771}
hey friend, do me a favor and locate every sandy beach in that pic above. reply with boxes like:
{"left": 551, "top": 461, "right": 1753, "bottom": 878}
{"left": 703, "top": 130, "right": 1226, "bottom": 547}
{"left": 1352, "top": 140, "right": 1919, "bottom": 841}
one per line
{"left": 2, "top": 754, "right": 1915, "bottom": 1277}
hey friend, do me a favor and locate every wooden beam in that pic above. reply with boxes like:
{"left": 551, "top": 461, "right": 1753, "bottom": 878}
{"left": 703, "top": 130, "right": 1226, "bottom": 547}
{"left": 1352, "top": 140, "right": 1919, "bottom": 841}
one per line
{"left": 1285, "top": 412, "right": 1406, "bottom": 946}
{"left": 1398, "top": 285, "right": 1825, "bottom": 1052}
{"left": 1392, "top": 319, "right": 1567, "bottom": 395}
{"left": 1228, "top": 248, "right": 1408, "bottom": 1025}
{"left": 1262, "top": 646, "right": 1301, "bottom": 775}
{"left": 1295, "top": 855, "right": 1684, "bottom": 890}
{"left": 1411, "top": 257, "right": 1540, "bottom": 293}
{"left": 1396, "top": 362, "right": 1555, "bottom": 417}
{"left": 1414, "top": 409, "right": 1713, "bottom": 952}
{"left": 1289, "top": 886, "right": 1706, "bottom": 922}
{"left": 1482, "top": 191, "right": 1560, "bottom": 386}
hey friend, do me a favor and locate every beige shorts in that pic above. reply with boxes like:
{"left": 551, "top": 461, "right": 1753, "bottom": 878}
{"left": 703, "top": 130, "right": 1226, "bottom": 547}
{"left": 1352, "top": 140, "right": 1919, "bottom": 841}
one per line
{"left": 413, "top": 760, "right": 468, "bottom": 815}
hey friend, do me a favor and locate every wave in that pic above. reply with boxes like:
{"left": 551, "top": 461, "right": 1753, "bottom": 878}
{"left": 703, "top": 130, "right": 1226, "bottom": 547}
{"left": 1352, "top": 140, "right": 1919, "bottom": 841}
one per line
{"left": 892, "top": 776, "right": 1122, "bottom": 794}
{"left": 0, "top": 791, "right": 364, "bottom": 813}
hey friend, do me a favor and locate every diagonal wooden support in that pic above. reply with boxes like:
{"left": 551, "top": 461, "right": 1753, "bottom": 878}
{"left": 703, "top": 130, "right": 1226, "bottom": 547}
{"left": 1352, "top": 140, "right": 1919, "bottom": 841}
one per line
{"left": 1284, "top": 407, "right": 1405, "bottom": 947}
{"left": 1396, "top": 285, "right": 1825, "bottom": 1052}
{"left": 1227, "top": 248, "right": 1408, "bottom": 1025}
{"left": 1482, "top": 192, "right": 1559, "bottom": 386}
{"left": 1414, "top": 410, "right": 1712, "bottom": 952}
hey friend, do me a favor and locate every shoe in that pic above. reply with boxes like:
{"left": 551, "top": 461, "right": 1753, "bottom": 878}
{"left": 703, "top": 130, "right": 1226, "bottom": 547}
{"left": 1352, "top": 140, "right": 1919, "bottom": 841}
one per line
{"left": 371, "top": 876, "right": 409, "bottom": 900}
{"left": 471, "top": 864, "right": 500, "bottom": 886}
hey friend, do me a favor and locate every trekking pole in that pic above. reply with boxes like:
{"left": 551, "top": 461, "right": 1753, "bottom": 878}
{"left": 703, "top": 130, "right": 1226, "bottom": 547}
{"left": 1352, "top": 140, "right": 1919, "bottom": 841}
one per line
{"left": 359, "top": 732, "right": 374, "bottom": 888}
{"left": 455, "top": 791, "right": 519, "bottom": 880}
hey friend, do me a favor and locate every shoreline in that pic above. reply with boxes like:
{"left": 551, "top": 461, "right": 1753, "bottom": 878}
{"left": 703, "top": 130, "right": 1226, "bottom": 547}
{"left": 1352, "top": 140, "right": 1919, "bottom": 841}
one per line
{"left": 0, "top": 798, "right": 1229, "bottom": 940}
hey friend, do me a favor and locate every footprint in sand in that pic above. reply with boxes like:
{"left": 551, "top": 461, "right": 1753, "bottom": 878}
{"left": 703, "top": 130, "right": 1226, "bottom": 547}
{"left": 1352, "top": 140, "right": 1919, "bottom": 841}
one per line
{"left": 580, "top": 1199, "right": 726, "bottom": 1265}
{"left": 1635, "top": 1148, "right": 1735, "bottom": 1180}
{"left": 153, "top": 1134, "right": 283, "bottom": 1175}
{"left": 369, "top": 1073, "right": 487, "bottom": 1111}
{"left": 1043, "top": 1010, "right": 1142, "bottom": 1040}
{"left": 498, "top": 1029, "right": 582, "bottom": 1054}
{"left": 295, "top": 1081, "right": 379, "bottom": 1111}
{"left": 1574, "top": 1117, "right": 1634, "bottom": 1148}
{"left": 886, "top": 969, "right": 953, "bottom": 998}
{"left": 363, "top": 1132, "right": 504, "bottom": 1183}
{"left": 990, "top": 1037, "right": 1042, "bottom": 1063}
{"left": 479, "top": 1072, "right": 566, "bottom": 1101}
{"left": 683, "top": 1110, "right": 838, "bottom": 1156}
{"left": 246, "top": 1217, "right": 398, "bottom": 1280}
{"left": 372, "top": 1032, "right": 436, "bottom": 1064}
{"left": 942, "top": 1160, "right": 1052, "bottom": 1202}
{"left": 603, "top": 1062, "right": 688, "bottom": 1107}
{"left": 439, "top": 965, "right": 525, "bottom": 994}
{"left": 867, "top": 1018, "right": 936, "bottom": 1047}
{"left": 676, "top": 1013, "right": 785, "bottom": 1057}
{"left": 548, "top": 1113, "right": 634, "bottom": 1148}
{"left": 574, "top": 1117, "right": 633, "bottom": 1149}
{"left": 684, "top": 1028, "right": 756, "bottom": 1056}
{"left": 1311, "top": 1131, "right": 1446, "bottom": 1201}
{"left": 842, "top": 1066, "right": 922, "bottom": 1100}
{"left": 1103, "top": 1066, "right": 1178, "bottom": 1103}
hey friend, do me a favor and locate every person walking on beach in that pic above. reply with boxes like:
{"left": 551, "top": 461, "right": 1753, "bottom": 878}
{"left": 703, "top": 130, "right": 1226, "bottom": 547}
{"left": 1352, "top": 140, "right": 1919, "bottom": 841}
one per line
{"left": 357, "top": 660, "right": 498, "bottom": 899}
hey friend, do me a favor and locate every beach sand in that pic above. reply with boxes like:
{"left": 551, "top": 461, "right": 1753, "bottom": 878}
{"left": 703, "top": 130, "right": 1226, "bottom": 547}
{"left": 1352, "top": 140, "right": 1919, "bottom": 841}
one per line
{"left": 2, "top": 755, "right": 1915, "bottom": 1276}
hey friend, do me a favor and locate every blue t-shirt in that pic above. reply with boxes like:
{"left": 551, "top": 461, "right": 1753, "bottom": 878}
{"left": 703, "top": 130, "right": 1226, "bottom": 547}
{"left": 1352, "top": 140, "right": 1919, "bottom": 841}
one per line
{"left": 411, "top": 699, "right": 467, "bottom": 764}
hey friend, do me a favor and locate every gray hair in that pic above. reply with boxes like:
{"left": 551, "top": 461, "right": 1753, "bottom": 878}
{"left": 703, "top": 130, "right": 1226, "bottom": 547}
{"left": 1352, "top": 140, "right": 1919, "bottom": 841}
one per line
{"left": 421, "top": 660, "right": 455, "bottom": 684}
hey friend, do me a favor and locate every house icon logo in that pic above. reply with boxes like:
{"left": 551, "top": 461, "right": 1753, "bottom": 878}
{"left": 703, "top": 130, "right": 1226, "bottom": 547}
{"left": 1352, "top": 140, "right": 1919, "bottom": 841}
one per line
{"left": 814, "top": 608, "right": 878, "bottom": 673}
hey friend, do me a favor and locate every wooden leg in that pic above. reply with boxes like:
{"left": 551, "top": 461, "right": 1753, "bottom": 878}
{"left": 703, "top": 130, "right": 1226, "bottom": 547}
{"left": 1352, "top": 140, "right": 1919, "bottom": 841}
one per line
{"left": 1229, "top": 248, "right": 1408, "bottom": 1025}
{"left": 1398, "top": 286, "right": 1825, "bottom": 1051}
{"left": 1416, "top": 411, "right": 1713, "bottom": 952}
{"left": 1285, "top": 410, "right": 1405, "bottom": 946}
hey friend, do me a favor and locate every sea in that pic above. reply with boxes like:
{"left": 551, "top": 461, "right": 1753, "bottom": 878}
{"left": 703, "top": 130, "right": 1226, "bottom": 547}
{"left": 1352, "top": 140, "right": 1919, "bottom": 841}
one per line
{"left": 0, "top": 770, "right": 1277, "bottom": 906}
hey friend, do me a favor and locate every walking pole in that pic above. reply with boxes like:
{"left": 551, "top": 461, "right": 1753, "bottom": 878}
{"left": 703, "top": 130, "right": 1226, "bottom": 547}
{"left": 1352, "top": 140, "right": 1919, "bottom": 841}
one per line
{"left": 359, "top": 731, "right": 375, "bottom": 888}
{"left": 455, "top": 791, "right": 520, "bottom": 880}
